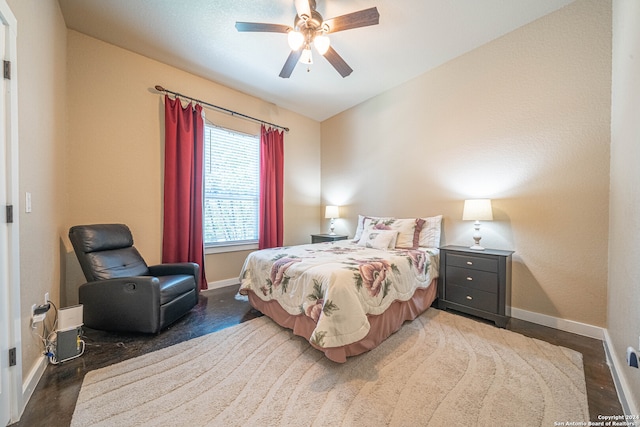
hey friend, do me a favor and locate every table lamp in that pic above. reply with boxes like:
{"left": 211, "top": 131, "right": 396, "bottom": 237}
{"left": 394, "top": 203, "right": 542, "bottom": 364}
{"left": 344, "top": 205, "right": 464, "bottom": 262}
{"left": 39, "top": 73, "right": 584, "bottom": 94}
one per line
{"left": 462, "top": 199, "right": 493, "bottom": 250}
{"left": 324, "top": 205, "right": 340, "bottom": 235}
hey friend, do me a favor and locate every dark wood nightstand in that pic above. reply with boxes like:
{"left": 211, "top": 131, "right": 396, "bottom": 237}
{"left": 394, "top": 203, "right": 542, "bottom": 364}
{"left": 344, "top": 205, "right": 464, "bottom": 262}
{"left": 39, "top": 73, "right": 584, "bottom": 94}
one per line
{"left": 311, "top": 234, "right": 348, "bottom": 243}
{"left": 438, "top": 245, "right": 514, "bottom": 328}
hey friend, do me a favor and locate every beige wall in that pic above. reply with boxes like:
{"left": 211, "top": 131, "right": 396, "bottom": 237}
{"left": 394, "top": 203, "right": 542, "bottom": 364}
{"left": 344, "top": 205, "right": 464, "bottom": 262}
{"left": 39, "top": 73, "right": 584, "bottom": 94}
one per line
{"left": 609, "top": 0, "right": 640, "bottom": 413}
{"left": 7, "top": 0, "right": 67, "bottom": 381}
{"left": 64, "top": 31, "right": 321, "bottom": 296}
{"left": 321, "top": 0, "right": 611, "bottom": 327}
{"left": 5, "top": 0, "right": 320, "bottom": 404}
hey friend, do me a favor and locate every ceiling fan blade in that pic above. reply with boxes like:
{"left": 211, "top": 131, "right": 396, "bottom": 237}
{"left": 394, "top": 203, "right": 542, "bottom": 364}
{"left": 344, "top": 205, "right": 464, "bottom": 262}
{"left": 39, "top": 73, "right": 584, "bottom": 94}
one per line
{"left": 323, "top": 46, "right": 353, "bottom": 78}
{"left": 235, "top": 22, "right": 291, "bottom": 33}
{"left": 324, "top": 7, "right": 380, "bottom": 33}
{"left": 294, "top": 0, "right": 312, "bottom": 18}
{"left": 279, "top": 49, "right": 303, "bottom": 78}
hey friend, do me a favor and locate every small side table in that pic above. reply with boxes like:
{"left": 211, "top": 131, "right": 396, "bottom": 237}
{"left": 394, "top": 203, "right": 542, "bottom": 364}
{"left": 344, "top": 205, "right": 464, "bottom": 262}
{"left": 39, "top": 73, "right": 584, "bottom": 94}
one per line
{"left": 311, "top": 234, "right": 348, "bottom": 243}
{"left": 438, "top": 245, "right": 514, "bottom": 327}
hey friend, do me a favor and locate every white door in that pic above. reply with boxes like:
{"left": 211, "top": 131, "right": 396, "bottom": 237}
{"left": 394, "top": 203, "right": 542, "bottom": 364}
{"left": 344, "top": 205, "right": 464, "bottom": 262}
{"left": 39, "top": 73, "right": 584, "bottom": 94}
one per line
{"left": 0, "top": 10, "right": 11, "bottom": 426}
{"left": 0, "top": 1, "right": 18, "bottom": 424}
{"left": 0, "top": 13, "right": 11, "bottom": 425}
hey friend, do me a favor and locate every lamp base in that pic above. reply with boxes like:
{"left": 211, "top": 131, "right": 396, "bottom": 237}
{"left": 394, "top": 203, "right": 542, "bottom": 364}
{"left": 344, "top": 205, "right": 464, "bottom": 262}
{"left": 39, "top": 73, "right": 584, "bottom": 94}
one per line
{"left": 470, "top": 221, "right": 485, "bottom": 250}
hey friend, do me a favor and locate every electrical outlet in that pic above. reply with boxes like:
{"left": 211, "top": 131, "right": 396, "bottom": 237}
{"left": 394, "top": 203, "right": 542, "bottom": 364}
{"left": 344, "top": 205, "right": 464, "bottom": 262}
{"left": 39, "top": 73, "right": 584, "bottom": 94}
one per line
{"left": 44, "top": 292, "right": 49, "bottom": 304}
{"left": 31, "top": 304, "right": 46, "bottom": 324}
{"left": 627, "top": 347, "right": 639, "bottom": 368}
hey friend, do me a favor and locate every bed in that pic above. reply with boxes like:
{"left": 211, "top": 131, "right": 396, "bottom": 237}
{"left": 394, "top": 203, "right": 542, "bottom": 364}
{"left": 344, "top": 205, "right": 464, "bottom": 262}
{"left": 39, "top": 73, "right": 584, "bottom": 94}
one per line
{"left": 239, "top": 215, "right": 442, "bottom": 363}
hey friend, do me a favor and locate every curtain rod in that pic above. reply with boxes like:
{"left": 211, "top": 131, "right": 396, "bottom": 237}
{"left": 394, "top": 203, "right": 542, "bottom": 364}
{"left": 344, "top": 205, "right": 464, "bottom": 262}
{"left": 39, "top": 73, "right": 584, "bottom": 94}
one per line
{"left": 154, "top": 85, "right": 289, "bottom": 132}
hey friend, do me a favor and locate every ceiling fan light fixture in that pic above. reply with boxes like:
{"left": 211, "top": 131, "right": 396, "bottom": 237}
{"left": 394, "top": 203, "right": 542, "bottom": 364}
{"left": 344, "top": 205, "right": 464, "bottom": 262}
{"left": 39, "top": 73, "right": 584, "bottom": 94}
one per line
{"left": 314, "top": 34, "right": 330, "bottom": 55}
{"left": 299, "top": 47, "right": 313, "bottom": 64}
{"left": 236, "top": 3, "right": 380, "bottom": 78}
{"left": 287, "top": 30, "right": 304, "bottom": 50}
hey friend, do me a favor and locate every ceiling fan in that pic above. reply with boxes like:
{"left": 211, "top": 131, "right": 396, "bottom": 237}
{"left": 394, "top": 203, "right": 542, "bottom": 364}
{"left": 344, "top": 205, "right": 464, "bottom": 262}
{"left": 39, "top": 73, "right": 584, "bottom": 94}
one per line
{"left": 235, "top": 0, "right": 379, "bottom": 78}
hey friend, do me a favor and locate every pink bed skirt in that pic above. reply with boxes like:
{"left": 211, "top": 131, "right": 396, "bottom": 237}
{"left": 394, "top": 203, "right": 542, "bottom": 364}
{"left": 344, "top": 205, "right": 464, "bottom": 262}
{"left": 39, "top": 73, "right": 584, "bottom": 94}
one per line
{"left": 246, "top": 278, "right": 438, "bottom": 363}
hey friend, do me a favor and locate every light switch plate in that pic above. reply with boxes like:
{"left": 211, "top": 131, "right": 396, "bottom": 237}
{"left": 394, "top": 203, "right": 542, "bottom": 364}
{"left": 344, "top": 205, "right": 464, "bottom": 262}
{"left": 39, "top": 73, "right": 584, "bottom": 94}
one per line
{"left": 25, "top": 192, "right": 31, "bottom": 213}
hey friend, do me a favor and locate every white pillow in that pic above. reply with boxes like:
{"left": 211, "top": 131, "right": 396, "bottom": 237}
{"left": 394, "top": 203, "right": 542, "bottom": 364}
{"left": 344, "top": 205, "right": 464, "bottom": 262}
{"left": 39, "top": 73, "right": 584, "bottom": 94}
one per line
{"left": 352, "top": 215, "right": 367, "bottom": 242}
{"left": 352, "top": 215, "right": 394, "bottom": 242}
{"left": 357, "top": 229, "right": 398, "bottom": 250}
{"left": 418, "top": 215, "right": 443, "bottom": 248}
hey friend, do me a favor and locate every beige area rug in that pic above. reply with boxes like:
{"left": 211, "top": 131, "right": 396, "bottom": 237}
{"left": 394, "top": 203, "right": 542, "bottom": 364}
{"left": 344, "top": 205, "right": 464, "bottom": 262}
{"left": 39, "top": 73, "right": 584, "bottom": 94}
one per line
{"left": 71, "top": 309, "right": 588, "bottom": 426}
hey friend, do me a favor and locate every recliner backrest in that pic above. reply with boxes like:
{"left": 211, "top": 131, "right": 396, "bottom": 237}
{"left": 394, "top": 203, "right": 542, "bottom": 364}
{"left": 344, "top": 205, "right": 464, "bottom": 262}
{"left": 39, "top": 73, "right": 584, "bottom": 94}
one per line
{"left": 69, "top": 224, "right": 150, "bottom": 282}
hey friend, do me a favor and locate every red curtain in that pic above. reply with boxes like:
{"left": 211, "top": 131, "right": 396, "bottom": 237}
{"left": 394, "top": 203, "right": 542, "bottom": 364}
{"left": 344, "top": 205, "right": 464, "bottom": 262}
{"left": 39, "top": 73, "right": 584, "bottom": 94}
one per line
{"left": 259, "top": 125, "right": 284, "bottom": 249}
{"left": 162, "top": 95, "right": 207, "bottom": 289}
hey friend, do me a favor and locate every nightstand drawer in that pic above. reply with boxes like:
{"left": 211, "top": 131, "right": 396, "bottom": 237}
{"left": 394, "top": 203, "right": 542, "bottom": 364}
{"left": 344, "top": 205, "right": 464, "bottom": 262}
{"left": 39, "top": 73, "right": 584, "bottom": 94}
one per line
{"left": 446, "top": 266, "right": 498, "bottom": 293}
{"left": 447, "top": 253, "right": 498, "bottom": 273}
{"left": 311, "top": 234, "right": 348, "bottom": 243}
{"left": 446, "top": 284, "right": 498, "bottom": 313}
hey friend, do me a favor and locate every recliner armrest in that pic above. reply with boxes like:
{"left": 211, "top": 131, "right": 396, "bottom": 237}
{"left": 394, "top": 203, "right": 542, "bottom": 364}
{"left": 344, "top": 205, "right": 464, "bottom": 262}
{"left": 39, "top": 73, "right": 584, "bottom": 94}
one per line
{"left": 148, "top": 262, "right": 199, "bottom": 279}
{"left": 79, "top": 275, "right": 160, "bottom": 290}
{"left": 79, "top": 276, "right": 163, "bottom": 333}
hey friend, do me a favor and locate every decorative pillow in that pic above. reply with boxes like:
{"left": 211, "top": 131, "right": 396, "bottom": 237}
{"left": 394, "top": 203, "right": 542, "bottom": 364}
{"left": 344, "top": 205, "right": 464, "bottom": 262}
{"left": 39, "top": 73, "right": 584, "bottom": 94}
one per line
{"left": 360, "top": 217, "right": 396, "bottom": 244}
{"left": 412, "top": 218, "right": 426, "bottom": 248}
{"left": 387, "top": 218, "right": 424, "bottom": 249}
{"left": 352, "top": 215, "right": 394, "bottom": 242}
{"left": 418, "top": 215, "right": 443, "bottom": 248}
{"left": 357, "top": 229, "right": 398, "bottom": 250}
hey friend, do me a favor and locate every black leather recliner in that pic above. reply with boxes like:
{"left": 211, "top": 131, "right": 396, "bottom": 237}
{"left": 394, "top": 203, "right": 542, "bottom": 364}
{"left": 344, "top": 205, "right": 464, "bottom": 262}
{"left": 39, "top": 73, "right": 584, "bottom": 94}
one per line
{"left": 69, "top": 224, "right": 199, "bottom": 334}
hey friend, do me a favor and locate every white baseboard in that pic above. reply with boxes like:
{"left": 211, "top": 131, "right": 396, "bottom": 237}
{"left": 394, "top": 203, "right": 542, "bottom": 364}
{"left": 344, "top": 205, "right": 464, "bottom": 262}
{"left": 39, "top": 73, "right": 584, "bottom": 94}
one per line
{"left": 510, "top": 307, "right": 604, "bottom": 340}
{"left": 206, "top": 278, "right": 240, "bottom": 291}
{"left": 603, "top": 329, "right": 639, "bottom": 418}
{"left": 20, "top": 355, "right": 47, "bottom": 418}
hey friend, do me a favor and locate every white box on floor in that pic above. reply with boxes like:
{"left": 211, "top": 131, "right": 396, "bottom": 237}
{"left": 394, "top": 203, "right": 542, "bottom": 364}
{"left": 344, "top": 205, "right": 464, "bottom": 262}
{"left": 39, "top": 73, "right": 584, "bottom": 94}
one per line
{"left": 57, "top": 304, "right": 83, "bottom": 332}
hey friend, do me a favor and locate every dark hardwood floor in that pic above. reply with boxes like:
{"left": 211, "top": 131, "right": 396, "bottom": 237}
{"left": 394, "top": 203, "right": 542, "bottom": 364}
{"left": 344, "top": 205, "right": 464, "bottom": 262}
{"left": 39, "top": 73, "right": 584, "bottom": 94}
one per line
{"left": 11, "top": 285, "right": 622, "bottom": 426}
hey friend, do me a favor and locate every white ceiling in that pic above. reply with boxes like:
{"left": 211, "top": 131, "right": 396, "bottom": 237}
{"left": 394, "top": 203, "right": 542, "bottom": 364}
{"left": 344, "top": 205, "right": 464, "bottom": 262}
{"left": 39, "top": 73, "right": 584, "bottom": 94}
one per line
{"left": 58, "top": 0, "right": 574, "bottom": 121}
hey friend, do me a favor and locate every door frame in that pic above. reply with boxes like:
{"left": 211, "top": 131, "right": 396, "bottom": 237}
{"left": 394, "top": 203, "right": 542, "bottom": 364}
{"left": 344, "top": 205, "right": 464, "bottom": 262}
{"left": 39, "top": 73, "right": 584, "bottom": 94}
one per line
{"left": 0, "top": 0, "right": 22, "bottom": 424}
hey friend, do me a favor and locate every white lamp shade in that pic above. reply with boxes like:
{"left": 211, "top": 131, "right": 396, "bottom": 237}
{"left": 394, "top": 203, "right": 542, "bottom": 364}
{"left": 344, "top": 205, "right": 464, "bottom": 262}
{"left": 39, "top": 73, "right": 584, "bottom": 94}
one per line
{"left": 299, "top": 47, "right": 313, "bottom": 64}
{"left": 314, "top": 34, "right": 330, "bottom": 55}
{"left": 324, "top": 205, "right": 339, "bottom": 219}
{"left": 462, "top": 199, "right": 493, "bottom": 221}
{"left": 287, "top": 30, "right": 304, "bottom": 50}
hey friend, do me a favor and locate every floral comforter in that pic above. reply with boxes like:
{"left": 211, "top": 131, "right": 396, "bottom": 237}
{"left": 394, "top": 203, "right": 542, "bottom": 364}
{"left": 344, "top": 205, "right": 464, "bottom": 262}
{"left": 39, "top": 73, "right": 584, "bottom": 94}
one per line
{"left": 239, "top": 240, "right": 439, "bottom": 349}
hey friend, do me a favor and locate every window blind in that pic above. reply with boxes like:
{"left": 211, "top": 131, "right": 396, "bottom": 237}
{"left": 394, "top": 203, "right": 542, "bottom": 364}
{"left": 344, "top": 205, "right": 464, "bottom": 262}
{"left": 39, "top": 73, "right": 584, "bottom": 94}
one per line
{"left": 204, "top": 125, "right": 259, "bottom": 246}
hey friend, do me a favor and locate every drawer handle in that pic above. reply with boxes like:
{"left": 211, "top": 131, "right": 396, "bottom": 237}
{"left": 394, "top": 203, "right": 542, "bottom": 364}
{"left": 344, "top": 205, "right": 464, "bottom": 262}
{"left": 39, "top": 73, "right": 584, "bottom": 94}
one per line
{"left": 466, "top": 277, "right": 473, "bottom": 281}
{"left": 466, "top": 295, "right": 473, "bottom": 300}
{"left": 466, "top": 261, "right": 473, "bottom": 265}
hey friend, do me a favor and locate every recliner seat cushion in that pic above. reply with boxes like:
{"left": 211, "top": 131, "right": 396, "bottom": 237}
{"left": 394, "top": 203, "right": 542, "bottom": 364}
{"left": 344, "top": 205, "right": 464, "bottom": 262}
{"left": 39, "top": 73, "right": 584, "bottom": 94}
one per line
{"left": 158, "top": 275, "right": 196, "bottom": 305}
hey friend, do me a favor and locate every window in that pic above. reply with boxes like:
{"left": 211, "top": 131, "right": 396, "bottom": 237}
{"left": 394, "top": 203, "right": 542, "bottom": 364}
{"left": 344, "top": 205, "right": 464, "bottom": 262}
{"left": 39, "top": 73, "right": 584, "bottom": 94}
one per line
{"left": 203, "top": 125, "right": 259, "bottom": 249}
